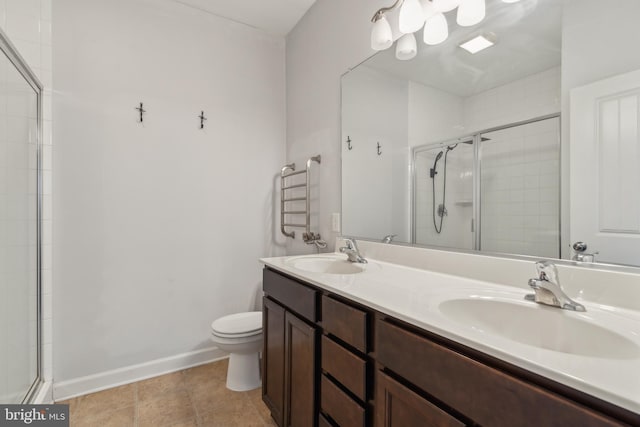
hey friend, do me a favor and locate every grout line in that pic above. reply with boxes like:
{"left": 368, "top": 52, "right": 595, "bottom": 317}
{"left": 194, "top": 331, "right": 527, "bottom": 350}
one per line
{"left": 182, "top": 368, "right": 201, "bottom": 426}
{"left": 133, "top": 382, "right": 139, "bottom": 427}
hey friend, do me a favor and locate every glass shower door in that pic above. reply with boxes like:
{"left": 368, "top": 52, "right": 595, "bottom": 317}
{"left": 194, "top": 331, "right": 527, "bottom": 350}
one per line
{"left": 413, "top": 139, "right": 475, "bottom": 249}
{"left": 0, "top": 34, "right": 41, "bottom": 403}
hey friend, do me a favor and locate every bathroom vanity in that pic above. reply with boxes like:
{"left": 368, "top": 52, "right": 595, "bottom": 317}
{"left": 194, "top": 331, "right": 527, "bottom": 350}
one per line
{"left": 260, "top": 246, "right": 640, "bottom": 427}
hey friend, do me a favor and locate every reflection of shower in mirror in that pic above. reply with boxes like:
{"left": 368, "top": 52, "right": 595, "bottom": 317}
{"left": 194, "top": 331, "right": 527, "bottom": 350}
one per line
{"left": 430, "top": 141, "right": 473, "bottom": 234}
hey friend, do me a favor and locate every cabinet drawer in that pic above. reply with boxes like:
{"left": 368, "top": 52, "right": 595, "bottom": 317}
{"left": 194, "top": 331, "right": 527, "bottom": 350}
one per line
{"left": 263, "top": 268, "right": 318, "bottom": 322}
{"left": 321, "top": 335, "right": 367, "bottom": 401}
{"left": 318, "top": 413, "right": 334, "bottom": 427}
{"left": 321, "top": 374, "right": 365, "bottom": 427}
{"left": 321, "top": 295, "right": 367, "bottom": 353}
{"left": 376, "top": 370, "right": 464, "bottom": 427}
{"left": 376, "top": 319, "right": 625, "bottom": 427}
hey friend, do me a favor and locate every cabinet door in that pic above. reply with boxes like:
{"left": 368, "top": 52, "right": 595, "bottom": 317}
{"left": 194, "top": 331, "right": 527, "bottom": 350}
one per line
{"left": 376, "top": 370, "right": 464, "bottom": 427}
{"left": 263, "top": 297, "right": 286, "bottom": 426}
{"left": 285, "top": 311, "right": 318, "bottom": 427}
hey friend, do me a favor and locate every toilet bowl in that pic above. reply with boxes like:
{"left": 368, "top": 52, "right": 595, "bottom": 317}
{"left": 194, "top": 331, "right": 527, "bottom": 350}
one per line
{"left": 210, "top": 311, "right": 263, "bottom": 391}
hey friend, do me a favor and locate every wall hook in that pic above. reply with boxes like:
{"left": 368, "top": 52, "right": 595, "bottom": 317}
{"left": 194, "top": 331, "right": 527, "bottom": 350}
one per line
{"left": 377, "top": 142, "right": 382, "bottom": 156}
{"left": 198, "top": 111, "right": 207, "bottom": 129}
{"left": 135, "top": 102, "right": 146, "bottom": 123}
{"left": 346, "top": 136, "right": 353, "bottom": 150}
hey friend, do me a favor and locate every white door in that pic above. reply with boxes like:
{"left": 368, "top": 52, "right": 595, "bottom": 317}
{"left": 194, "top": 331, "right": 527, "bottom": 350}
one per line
{"left": 570, "top": 69, "right": 640, "bottom": 265}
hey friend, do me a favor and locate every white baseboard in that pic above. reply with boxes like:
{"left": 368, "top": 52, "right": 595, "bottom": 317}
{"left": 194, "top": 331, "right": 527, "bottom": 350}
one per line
{"left": 32, "top": 380, "right": 54, "bottom": 404}
{"left": 53, "top": 346, "right": 227, "bottom": 402}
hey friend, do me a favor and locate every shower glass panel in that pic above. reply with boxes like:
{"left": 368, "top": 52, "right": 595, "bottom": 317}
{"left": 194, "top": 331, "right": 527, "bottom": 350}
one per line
{"left": 0, "top": 34, "right": 41, "bottom": 403}
{"left": 479, "top": 117, "right": 560, "bottom": 257}
{"left": 413, "top": 140, "right": 474, "bottom": 249}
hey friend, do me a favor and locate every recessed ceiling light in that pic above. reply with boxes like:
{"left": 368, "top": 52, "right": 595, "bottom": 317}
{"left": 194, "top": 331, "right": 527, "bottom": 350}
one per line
{"left": 459, "top": 34, "right": 495, "bottom": 54}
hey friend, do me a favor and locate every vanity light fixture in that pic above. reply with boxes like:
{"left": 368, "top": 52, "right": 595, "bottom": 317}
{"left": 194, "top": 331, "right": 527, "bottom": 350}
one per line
{"left": 423, "top": 11, "right": 449, "bottom": 45}
{"left": 371, "top": 0, "right": 516, "bottom": 58}
{"left": 457, "top": 0, "right": 486, "bottom": 27}
{"left": 433, "top": 0, "right": 461, "bottom": 12}
{"left": 396, "top": 33, "right": 418, "bottom": 60}
{"left": 371, "top": 14, "right": 393, "bottom": 50}
{"left": 459, "top": 33, "right": 495, "bottom": 54}
{"left": 399, "top": 0, "right": 426, "bottom": 34}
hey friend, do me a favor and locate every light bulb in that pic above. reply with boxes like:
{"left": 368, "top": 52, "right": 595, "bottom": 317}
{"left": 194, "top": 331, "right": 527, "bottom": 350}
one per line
{"left": 420, "top": 0, "right": 437, "bottom": 20}
{"left": 423, "top": 12, "right": 448, "bottom": 45}
{"left": 433, "top": 0, "right": 462, "bottom": 12}
{"left": 371, "top": 15, "right": 393, "bottom": 51}
{"left": 396, "top": 33, "right": 417, "bottom": 60}
{"left": 399, "top": 0, "right": 426, "bottom": 34}
{"left": 457, "top": 0, "right": 485, "bottom": 27}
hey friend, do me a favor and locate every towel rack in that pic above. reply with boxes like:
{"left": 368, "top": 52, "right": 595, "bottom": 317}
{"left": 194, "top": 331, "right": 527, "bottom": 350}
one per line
{"left": 281, "top": 155, "right": 324, "bottom": 246}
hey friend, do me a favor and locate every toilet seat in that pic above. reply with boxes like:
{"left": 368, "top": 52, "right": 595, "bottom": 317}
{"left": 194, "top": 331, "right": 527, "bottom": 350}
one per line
{"left": 211, "top": 311, "right": 262, "bottom": 339}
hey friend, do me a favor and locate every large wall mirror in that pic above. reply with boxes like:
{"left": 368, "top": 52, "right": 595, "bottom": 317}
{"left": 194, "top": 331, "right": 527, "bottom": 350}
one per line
{"left": 342, "top": 0, "right": 640, "bottom": 268}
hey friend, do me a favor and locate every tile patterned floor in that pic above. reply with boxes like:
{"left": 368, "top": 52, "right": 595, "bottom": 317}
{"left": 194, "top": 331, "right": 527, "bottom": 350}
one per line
{"left": 57, "top": 359, "right": 277, "bottom": 427}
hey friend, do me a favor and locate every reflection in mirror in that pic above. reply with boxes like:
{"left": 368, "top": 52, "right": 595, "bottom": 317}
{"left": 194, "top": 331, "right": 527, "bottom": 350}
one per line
{"left": 342, "top": 0, "right": 640, "bottom": 267}
{"left": 413, "top": 116, "right": 560, "bottom": 259}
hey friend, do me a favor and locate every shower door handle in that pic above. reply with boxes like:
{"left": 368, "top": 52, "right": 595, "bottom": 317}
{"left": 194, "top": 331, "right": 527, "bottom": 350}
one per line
{"left": 471, "top": 219, "right": 475, "bottom": 232}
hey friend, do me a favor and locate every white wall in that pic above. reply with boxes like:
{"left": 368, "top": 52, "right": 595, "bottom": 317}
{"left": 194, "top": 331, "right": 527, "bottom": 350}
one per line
{"left": 286, "top": 0, "right": 393, "bottom": 254}
{"left": 464, "top": 67, "right": 560, "bottom": 134}
{"left": 341, "top": 66, "right": 409, "bottom": 241}
{"left": 52, "top": 0, "right": 285, "bottom": 394}
{"left": 408, "top": 81, "right": 465, "bottom": 147}
{"left": 0, "top": 0, "right": 54, "bottom": 402}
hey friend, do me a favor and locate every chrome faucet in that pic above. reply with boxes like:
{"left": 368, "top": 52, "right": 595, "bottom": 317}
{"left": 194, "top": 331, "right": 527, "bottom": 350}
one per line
{"left": 339, "top": 238, "right": 367, "bottom": 263}
{"left": 381, "top": 234, "right": 396, "bottom": 244}
{"left": 525, "top": 261, "right": 586, "bottom": 312}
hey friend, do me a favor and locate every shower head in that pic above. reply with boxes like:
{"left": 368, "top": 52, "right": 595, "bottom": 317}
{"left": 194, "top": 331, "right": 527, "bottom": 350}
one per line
{"left": 430, "top": 151, "right": 444, "bottom": 178}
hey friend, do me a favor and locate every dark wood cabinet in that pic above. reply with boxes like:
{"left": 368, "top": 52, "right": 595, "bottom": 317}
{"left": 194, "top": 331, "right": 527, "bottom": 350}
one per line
{"left": 284, "top": 311, "right": 318, "bottom": 427}
{"left": 263, "top": 267, "right": 639, "bottom": 427}
{"left": 263, "top": 297, "right": 286, "bottom": 426}
{"left": 263, "top": 269, "right": 319, "bottom": 427}
{"left": 375, "top": 370, "right": 464, "bottom": 427}
{"left": 375, "top": 319, "right": 629, "bottom": 427}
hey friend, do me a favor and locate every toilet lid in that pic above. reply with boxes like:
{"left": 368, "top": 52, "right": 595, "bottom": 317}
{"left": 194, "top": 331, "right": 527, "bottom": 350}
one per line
{"left": 211, "top": 311, "right": 262, "bottom": 337}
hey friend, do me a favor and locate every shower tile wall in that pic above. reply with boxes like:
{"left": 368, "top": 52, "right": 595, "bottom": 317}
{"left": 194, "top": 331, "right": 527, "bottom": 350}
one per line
{"left": 481, "top": 118, "right": 560, "bottom": 257}
{"left": 0, "top": 0, "right": 54, "bottom": 400}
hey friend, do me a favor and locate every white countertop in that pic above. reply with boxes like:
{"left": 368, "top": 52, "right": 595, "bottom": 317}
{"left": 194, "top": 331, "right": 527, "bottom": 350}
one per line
{"left": 260, "top": 252, "right": 640, "bottom": 415}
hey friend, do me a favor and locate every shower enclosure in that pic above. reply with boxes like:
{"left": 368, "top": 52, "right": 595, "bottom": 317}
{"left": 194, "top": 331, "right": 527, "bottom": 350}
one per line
{"left": 0, "top": 29, "right": 42, "bottom": 403}
{"left": 412, "top": 115, "right": 560, "bottom": 258}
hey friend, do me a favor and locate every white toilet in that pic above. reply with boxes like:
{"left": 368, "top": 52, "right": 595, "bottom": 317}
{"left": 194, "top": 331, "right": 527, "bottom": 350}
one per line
{"left": 210, "top": 311, "right": 263, "bottom": 391}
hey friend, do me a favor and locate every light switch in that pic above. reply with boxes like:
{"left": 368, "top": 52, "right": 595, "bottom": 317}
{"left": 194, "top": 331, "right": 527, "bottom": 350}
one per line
{"left": 331, "top": 213, "right": 341, "bottom": 232}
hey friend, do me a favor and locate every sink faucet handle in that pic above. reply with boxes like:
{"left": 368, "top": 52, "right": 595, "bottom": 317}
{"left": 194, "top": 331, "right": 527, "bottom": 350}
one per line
{"left": 382, "top": 234, "right": 396, "bottom": 243}
{"left": 535, "top": 260, "right": 560, "bottom": 285}
{"left": 342, "top": 238, "right": 356, "bottom": 249}
{"left": 339, "top": 238, "right": 367, "bottom": 264}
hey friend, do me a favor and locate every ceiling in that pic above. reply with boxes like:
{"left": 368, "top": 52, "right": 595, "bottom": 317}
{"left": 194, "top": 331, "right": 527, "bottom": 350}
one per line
{"left": 171, "top": 0, "right": 317, "bottom": 36}
{"left": 365, "top": 0, "right": 562, "bottom": 97}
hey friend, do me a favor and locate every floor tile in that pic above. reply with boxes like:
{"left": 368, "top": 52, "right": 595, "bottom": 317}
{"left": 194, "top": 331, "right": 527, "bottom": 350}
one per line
{"left": 71, "top": 405, "right": 135, "bottom": 427}
{"left": 138, "top": 389, "right": 196, "bottom": 427}
{"left": 72, "top": 383, "right": 135, "bottom": 419}
{"left": 55, "top": 359, "right": 273, "bottom": 427}
{"left": 138, "top": 371, "right": 186, "bottom": 402}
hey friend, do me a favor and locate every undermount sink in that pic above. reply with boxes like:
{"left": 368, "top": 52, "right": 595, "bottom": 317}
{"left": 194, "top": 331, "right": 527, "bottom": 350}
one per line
{"left": 439, "top": 298, "right": 640, "bottom": 359}
{"left": 286, "top": 256, "right": 365, "bottom": 275}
